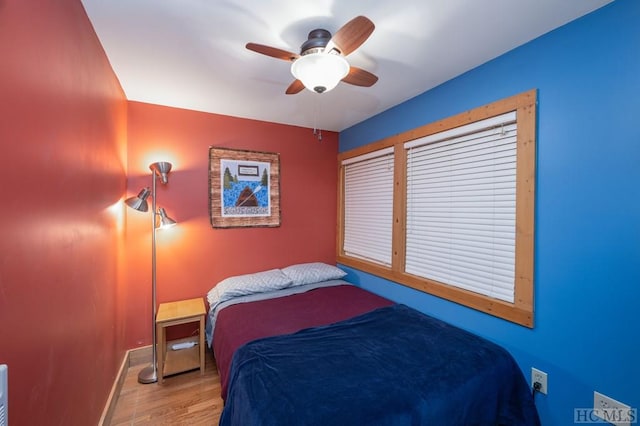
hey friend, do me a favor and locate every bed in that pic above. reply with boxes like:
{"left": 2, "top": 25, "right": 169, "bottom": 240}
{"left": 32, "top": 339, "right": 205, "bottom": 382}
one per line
{"left": 206, "top": 263, "right": 539, "bottom": 426}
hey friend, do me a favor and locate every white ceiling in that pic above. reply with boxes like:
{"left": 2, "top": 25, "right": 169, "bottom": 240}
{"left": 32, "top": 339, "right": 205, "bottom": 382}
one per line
{"left": 81, "top": 0, "right": 612, "bottom": 132}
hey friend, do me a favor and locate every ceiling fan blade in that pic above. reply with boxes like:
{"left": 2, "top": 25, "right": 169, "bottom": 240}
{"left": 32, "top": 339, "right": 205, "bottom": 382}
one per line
{"left": 246, "top": 43, "right": 299, "bottom": 61}
{"left": 342, "top": 66, "right": 378, "bottom": 87}
{"left": 285, "top": 79, "right": 305, "bottom": 95}
{"left": 325, "top": 16, "right": 375, "bottom": 56}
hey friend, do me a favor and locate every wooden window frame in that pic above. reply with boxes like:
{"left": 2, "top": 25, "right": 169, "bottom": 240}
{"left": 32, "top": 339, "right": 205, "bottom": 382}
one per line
{"left": 337, "top": 89, "right": 537, "bottom": 327}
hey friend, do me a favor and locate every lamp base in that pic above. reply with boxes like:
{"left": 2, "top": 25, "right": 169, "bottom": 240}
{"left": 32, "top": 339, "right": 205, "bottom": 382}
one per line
{"left": 137, "top": 365, "right": 158, "bottom": 384}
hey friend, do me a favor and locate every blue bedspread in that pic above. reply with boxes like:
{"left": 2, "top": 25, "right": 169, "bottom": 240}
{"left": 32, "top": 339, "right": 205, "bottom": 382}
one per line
{"left": 220, "top": 304, "right": 539, "bottom": 426}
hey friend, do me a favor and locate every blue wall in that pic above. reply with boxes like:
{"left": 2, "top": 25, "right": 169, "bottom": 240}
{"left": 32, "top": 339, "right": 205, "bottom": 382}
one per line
{"left": 339, "top": 1, "right": 639, "bottom": 424}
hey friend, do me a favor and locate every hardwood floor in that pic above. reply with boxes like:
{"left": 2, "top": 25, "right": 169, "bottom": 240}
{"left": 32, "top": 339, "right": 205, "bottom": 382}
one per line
{"left": 109, "top": 348, "right": 223, "bottom": 425}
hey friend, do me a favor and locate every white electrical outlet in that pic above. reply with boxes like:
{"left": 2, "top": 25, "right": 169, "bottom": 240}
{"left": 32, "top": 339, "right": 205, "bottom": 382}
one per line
{"left": 531, "top": 367, "right": 548, "bottom": 395}
{"left": 593, "top": 391, "right": 633, "bottom": 426}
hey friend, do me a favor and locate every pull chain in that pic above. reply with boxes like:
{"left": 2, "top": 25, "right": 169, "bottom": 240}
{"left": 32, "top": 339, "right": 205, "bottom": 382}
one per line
{"left": 312, "top": 95, "right": 323, "bottom": 141}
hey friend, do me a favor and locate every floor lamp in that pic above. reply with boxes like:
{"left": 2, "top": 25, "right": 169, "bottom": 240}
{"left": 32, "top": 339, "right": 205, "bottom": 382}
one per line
{"left": 125, "top": 161, "right": 177, "bottom": 384}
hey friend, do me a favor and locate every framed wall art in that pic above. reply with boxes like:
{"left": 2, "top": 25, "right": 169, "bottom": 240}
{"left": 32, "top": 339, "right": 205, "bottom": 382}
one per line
{"left": 209, "top": 147, "right": 281, "bottom": 228}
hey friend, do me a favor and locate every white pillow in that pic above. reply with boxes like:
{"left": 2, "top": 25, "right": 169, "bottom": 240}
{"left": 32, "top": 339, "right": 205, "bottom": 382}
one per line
{"left": 207, "top": 269, "right": 292, "bottom": 307}
{"left": 281, "top": 262, "right": 347, "bottom": 286}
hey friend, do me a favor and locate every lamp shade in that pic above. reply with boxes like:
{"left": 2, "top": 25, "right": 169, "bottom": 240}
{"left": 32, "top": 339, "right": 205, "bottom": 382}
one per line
{"left": 125, "top": 188, "right": 151, "bottom": 212}
{"left": 157, "top": 207, "right": 177, "bottom": 229}
{"left": 150, "top": 161, "right": 172, "bottom": 184}
{"left": 291, "top": 53, "right": 350, "bottom": 94}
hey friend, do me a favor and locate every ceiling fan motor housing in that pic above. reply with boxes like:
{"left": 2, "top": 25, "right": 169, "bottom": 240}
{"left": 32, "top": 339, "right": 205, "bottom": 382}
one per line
{"left": 300, "top": 29, "right": 332, "bottom": 54}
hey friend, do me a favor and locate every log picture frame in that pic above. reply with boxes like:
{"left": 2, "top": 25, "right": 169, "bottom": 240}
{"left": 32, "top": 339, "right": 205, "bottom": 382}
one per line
{"left": 209, "top": 147, "right": 281, "bottom": 228}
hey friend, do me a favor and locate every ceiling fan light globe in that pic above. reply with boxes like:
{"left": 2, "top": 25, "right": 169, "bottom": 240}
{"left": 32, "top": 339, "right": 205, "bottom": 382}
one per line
{"left": 291, "top": 53, "right": 349, "bottom": 94}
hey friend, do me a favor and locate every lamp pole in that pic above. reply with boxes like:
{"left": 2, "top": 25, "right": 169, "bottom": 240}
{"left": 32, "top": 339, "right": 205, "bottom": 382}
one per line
{"left": 137, "top": 161, "right": 173, "bottom": 384}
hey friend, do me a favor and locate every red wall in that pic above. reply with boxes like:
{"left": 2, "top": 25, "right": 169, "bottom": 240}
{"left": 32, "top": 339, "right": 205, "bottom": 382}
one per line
{"left": 125, "top": 102, "right": 338, "bottom": 347}
{"left": 0, "top": 1, "right": 128, "bottom": 425}
{"left": 0, "top": 1, "right": 339, "bottom": 421}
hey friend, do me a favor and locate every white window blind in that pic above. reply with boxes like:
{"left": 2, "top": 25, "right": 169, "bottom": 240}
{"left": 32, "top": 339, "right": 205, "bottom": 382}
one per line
{"left": 404, "top": 112, "right": 517, "bottom": 303}
{"left": 342, "top": 147, "right": 394, "bottom": 266}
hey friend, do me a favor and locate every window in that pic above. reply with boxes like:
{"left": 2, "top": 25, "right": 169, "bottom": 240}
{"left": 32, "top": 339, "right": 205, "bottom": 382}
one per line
{"left": 405, "top": 112, "right": 517, "bottom": 303}
{"left": 337, "top": 90, "right": 536, "bottom": 327}
{"left": 341, "top": 147, "right": 395, "bottom": 266}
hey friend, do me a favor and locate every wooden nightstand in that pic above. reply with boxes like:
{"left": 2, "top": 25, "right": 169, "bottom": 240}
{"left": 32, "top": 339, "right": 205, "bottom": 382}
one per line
{"left": 156, "top": 297, "right": 206, "bottom": 384}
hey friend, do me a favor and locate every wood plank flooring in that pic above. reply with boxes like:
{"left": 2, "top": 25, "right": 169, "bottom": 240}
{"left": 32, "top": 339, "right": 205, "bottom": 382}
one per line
{"left": 109, "top": 348, "right": 223, "bottom": 425}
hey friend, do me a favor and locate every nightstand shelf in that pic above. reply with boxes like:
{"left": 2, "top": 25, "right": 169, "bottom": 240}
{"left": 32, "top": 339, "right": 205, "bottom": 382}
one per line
{"left": 156, "top": 298, "right": 206, "bottom": 384}
{"left": 163, "top": 336, "right": 200, "bottom": 376}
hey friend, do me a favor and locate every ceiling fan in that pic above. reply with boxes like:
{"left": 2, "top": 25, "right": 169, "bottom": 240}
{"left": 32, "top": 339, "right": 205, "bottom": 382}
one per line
{"left": 246, "top": 16, "right": 378, "bottom": 95}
